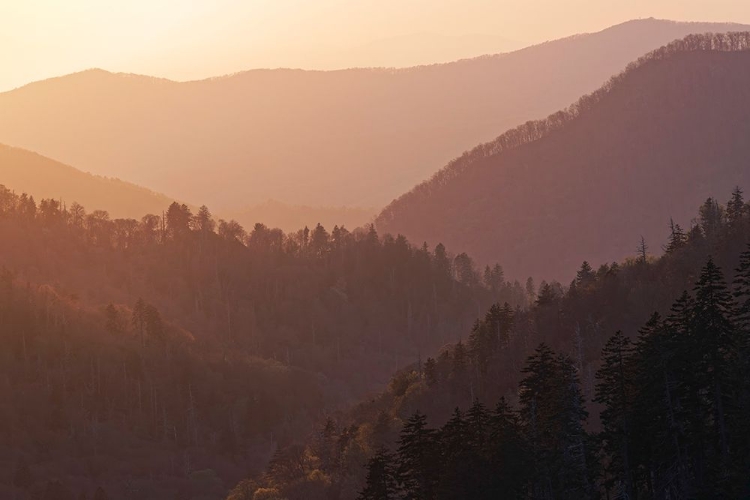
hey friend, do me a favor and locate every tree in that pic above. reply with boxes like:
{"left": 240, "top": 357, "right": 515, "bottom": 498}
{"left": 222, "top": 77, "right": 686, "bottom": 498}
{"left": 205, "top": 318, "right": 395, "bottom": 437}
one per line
{"left": 397, "top": 412, "right": 439, "bottom": 500}
{"left": 453, "top": 253, "right": 478, "bottom": 287}
{"left": 166, "top": 202, "right": 192, "bottom": 239}
{"left": 699, "top": 197, "right": 724, "bottom": 238}
{"left": 487, "top": 398, "right": 529, "bottom": 498}
{"left": 636, "top": 236, "right": 648, "bottom": 264}
{"left": 525, "top": 277, "right": 536, "bottom": 304}
{"left": 104, "top": 303, "right": 123, "bottom": 334}
{"left": 726, "top": 186, "right": 746, "bottom": 231}
{"left": 192, "top": 205, "right": 215, "bottom": 234}
{"left": 691, "top": 258, "right": 735, "bottom": 465}
{"left": 519, "top": 345, "right": 592, "bottom": 498}
{"left": 358, "top": 448, "right": 398, "bottom": 500}
{"left": 575, "top": 261, "right": 595, "bottom": 287}
{"left": 594, "top": 331, "right": 636, "bottom": 497}
{"left": 665, "top": 217, "right": 686, "bottom": 253}
{"left": 218, "top": 219, "right": 246, "bottom": 243}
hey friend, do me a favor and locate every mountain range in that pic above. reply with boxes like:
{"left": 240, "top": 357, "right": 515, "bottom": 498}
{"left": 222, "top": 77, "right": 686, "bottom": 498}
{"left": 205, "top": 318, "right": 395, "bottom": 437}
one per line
{"left": 0, "top": 18, "right": 745, "bottom": 221}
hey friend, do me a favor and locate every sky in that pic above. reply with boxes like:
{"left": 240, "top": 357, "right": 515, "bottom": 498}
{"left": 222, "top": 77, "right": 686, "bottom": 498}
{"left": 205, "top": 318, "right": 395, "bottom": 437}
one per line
{"left": 2, "top": 0, "right": 750, "bottom": 91}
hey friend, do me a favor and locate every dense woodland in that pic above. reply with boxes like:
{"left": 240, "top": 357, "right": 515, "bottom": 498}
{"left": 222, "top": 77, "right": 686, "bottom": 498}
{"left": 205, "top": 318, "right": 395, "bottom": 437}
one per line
{"left": 0, "top": 183, "right": 527, "bottom": 499}
{"left": 235, "top": 188, "right": 750, "bottom": 499}
{"left": 376, "top": 32, "right": 750, "bottom": 280}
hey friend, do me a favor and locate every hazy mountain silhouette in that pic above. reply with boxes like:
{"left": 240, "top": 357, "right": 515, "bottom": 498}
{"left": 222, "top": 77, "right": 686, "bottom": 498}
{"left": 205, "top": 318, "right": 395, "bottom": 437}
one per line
{"left": 376, "top": 33, "right": 750, "bottom": 281}
{"left": 0, "top": 19, "right": 745, "bottom": 214}
{"left": 0, "top": 144, "right": 177, "bottom": 218}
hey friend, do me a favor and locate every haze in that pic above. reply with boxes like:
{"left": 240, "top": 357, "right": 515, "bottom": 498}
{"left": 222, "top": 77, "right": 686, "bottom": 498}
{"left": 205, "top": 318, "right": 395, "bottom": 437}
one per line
{"left": 4, "top": 0, "right": 750, "bottom": 91}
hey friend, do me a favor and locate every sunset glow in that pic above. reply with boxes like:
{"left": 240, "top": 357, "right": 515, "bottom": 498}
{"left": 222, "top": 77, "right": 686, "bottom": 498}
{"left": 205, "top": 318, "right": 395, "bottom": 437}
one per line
{"left": 3, "top": 0, "right": 750, "bottom": 91}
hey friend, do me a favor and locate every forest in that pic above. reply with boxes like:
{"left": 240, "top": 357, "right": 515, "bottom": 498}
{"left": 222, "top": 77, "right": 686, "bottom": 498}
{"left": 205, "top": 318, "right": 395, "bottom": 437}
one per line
{"left": 0, "top": 183, "right": 526, "bottom": 499}
{"left": 232, "top": 188, "right": 750, "bottom": 499}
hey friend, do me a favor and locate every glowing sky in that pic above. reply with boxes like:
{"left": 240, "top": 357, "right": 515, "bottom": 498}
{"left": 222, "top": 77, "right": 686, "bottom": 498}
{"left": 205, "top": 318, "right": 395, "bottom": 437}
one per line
{"left": 2, "top": 0, "right": 750, "bottom": 91}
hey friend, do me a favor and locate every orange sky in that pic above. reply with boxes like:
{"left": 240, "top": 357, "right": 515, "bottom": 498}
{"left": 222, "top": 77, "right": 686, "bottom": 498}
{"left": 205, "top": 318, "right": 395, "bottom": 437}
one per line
{"left": 2, "top": 0, "right": 750, "bottom": 91}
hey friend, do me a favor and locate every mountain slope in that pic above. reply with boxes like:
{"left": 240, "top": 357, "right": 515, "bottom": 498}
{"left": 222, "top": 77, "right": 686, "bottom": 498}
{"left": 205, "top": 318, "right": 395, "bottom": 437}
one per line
{"left": 0, "top": 144, "right": 177, "bottom": 218}
{"left": 0, "top": 19, "right": 745, "bottom": 212}
{"left": 376, "top": 33, "right": 750, "bottom": 281}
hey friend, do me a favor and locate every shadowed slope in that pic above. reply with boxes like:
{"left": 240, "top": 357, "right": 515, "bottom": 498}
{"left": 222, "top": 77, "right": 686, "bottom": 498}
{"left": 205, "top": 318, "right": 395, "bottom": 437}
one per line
{"left": 376, "top": 33, "right": 750, "bottom": 281}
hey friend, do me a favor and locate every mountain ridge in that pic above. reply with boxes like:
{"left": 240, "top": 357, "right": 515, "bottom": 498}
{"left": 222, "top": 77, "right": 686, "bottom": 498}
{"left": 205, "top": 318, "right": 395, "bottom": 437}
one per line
{"left": 1, "top": 19, "right": 745, "bottom": 212}
{"left": 376, "top": 32, "right": 750, "bottom": 281}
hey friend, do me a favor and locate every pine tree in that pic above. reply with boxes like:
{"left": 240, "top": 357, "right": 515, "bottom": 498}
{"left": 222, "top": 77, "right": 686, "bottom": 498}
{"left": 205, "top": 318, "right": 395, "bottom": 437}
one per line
{"left": 726, "top": 186, "right": 745, "bottom": 232}
{"left": 637, "top": 236, "right": 648, "bottom": 264}
{"left": 520, "top": 345, "right": 593, "bottom": 498}
{"left": 486, "top": 398, "right": 529, "bottom": 498}
{"left": 358, "top": 448, "right": 399, "bottom": 500}
{"left": 733, "top": 245, "right": 750, "bottom": 333}
{"left": 665, "top": 217, "right": 686, "bottom": 253}
{"left": 397, "top": 412, "right": 439, "bottom": 500}
{"left": 691, "top": 259, "right": 735, "bottom": 467}
{"left": 437, "top": 408, "right": 472, "bottom": 500}
{"left": 575, "top": 261, "right": 595, "bottom": 287}
{"left": 699, "top": 197, "right": 724, "bottom": 239}
{"left": 594, "top": 331, "right": 636, "bottom": 497}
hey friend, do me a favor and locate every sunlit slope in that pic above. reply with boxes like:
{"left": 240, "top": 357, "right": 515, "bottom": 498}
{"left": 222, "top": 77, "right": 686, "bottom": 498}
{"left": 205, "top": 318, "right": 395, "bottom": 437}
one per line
{"left": 0, "top": 144, "right": 175, "bottom": 218}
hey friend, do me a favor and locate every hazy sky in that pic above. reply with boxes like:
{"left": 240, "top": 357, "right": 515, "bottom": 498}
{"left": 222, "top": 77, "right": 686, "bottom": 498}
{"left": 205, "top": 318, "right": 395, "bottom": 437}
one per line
{"left": 2, "top": 0, "right": 750, "bottom": 91}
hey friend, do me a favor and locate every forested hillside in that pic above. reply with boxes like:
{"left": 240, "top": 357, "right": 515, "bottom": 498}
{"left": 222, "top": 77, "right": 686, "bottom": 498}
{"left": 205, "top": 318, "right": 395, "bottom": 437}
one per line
{"left": 0, "top": 20, "right": 743, "bottom": 212}
{"left": 0, "top": 144, "right": 177, "bottom": 219}
{"left": 242, "top": 187, "right": 750, "bottom": 499}
{"left": 377, "top": 32, "right": 750, "bottom": 281}
{"left": 0, "top": 183, "right": 527, "bottom": 498}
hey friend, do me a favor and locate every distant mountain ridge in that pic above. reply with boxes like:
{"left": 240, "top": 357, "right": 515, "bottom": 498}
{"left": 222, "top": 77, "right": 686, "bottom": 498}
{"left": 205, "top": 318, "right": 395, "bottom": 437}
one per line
{"left": 0, "top": 144, "right": 178, "bottom": 218}
{"left": 376, "top": 32, "right": 750, "bottom": 281}
{"left": 0, "top": 19, "right": 745, "bottom": 213}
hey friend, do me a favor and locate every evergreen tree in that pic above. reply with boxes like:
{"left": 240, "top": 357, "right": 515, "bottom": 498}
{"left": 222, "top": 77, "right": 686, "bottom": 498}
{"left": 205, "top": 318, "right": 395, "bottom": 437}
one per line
{"left": 726, "top": 186, "right": 745, "bottom": 231}
{"left": 358, "top": 448, "right": 399, "bottom": 500}
{"left": 397, "top": 412, "right": 439, "bottom": 500}
{"left": 486, "top": 398, "right": 529, "bottom": 498}
{"left": 594, "top": 331, "right": 636, "bottom": 497}
{"left": 691, "top": 259, "right": 735, "bottom": 471}
{"left": 665, "top": 217, "right": 686, "bottom": 253}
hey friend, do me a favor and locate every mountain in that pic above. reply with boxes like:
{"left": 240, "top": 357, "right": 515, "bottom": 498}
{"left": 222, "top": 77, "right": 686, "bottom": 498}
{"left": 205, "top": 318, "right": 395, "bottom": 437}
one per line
{"left": 376, "top": 33, "right": 750, "bottom": 281}
{"left": 0, "top": 19, "right": 745, "bottom": 213}
{"left": 0, "top": 144, "right": 177, "bottom": 219}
